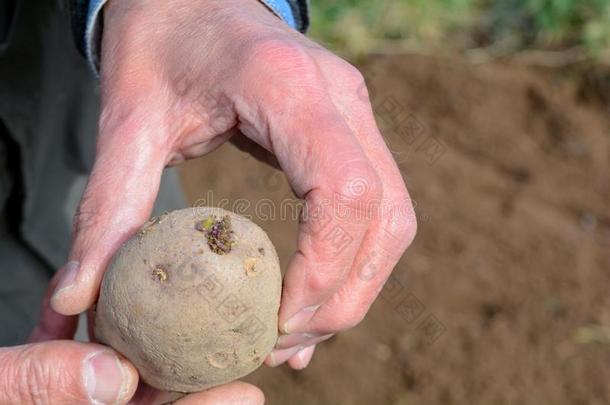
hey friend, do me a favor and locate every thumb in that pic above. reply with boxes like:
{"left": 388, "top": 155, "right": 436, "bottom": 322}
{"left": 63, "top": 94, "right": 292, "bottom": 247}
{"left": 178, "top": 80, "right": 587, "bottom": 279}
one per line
{"left": 0, "top": 340, "right": 138, "bottom": 404}
{"left": 51, "top": 115, "right": 167, "bottom": 315}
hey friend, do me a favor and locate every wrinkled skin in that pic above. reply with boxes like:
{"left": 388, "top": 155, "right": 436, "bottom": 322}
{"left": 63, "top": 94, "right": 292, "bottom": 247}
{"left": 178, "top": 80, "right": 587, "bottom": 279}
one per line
{"left": 2, "top": 0, "right": 417, "bottom": 403}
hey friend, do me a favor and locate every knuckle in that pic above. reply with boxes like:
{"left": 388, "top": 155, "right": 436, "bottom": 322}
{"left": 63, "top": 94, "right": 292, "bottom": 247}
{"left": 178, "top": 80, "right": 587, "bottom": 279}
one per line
{"left": 243, "top": 38, "right": 327, "bottom": 113}
{"left": 249, "top": 39, "right": 318, "bottom": 78}
{"left": 25, "top": 357, "right": 52, "bottom": 405}
{"left": 335, "top": 166, "right": 383, "bottom": 212}
{"left": 325, "top": 58, "right": 369, "bottom": 101}
{"left": 382, "top": 194, "right": 418, "bottom": 253}
{"left": 319, "top": 291, "right": 368, "bottom": 332}
{"left": 305, "top": 266, "right": 346, "bottom": 296}
{"left": 5, "top": 345, "right": 52, "bottom": 404}
{"left": 335, "top": 304, "right": 367, "bottom": 331}
{"left": 340, "top": 62, "right": 366, "bottom": 90}
{"left": 394, "top": 195, "right": 418, "bottom": 246}
{"left": 403, "top": 214, "right": 418, "bottom": 247}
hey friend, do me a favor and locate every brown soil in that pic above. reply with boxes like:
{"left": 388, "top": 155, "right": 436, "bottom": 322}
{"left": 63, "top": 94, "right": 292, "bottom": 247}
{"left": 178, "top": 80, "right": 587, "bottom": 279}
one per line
{"left": 180, "top": 54, "right": 610, "bottom": 405}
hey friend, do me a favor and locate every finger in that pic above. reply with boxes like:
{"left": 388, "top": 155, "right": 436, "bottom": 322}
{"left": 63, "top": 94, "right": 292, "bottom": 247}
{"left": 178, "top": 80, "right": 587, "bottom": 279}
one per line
{"left": 267, "top": 334, "right": 330, "bottom": 367}
{"left": 50, "top": 105, "right": 168, "bottom": 316}
{"left": 127, "top": 382, "right": 186, "bottom": 405}
{"left": 274, "top": 332, "right": 333, "bottom": 350}
{"left": 29, "top": 265, "right": 79, "bottom": 342}
{"left": 0, "top": 340, "right": 138, "bottom": 404}
{"left": 235, "top": 42, "right": 383, "bottom": 335}
{"left": 273, "top": 122, "right": 379, "bottom": 336}
{"left": 287, "top": 345, "right": 316, "bottom": 370}
{"left": 264, "top": 345, "right": 303, "bottom": 367}
{"left": 305, "top": 222, "right": 410, "bottom": 334}
{"left": 303, "top": 58, "right": 417, "bottom": 333}
{"left": 174, "top": 381, "right": 265, "bottom": 405}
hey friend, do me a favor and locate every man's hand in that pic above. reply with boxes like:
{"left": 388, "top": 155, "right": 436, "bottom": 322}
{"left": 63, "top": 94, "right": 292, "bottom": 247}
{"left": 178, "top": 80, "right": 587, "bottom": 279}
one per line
{"left": 3, "top": 266, "right": 264, "bottom": 405}
{"left": 0, "top": 341, "right": 136, "bottom": 404}
{"left": 50, "top": 0, "right": 416, "bottom": 373}
{"left": 0, "top": 266, "right": 139, "bottom": 405}
{"left": 0, "top": 341, "right": 261, "bottom": 405}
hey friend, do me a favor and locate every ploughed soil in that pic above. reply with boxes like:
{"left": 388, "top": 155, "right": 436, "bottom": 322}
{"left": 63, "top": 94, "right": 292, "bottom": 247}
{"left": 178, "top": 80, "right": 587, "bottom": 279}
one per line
{"left": 180, "top": 53, "right": 610, "bottom": 405}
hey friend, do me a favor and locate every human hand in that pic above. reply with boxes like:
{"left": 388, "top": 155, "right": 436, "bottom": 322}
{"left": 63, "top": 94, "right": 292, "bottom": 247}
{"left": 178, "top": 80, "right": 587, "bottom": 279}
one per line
{"left": 0, "top": 341, "right": 135, "bottom": 404}
{"left": 0, "top": 266, "right": 137, "bottom": 405}
{"left": 5, "top": 267, "right": 264, "bottom": 405}
{"left": 50, "top": 0, "right": 416, "bottom": 372}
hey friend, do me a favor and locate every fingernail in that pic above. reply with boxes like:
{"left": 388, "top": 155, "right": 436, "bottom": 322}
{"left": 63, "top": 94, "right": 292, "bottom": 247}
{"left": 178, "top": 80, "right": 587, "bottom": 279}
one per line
{"left": 53, "top": 261, "right": 80, "bottom": 297}
{"left": 283, "top": 305, "right": 320, "bottom": 334}
{"left": 276, "top": 333, "right": 314, "bottom": 349}
{"left": 292, "top": 346, "right": 315, "bottom": 370}
{"left": 292, "top": 350, "right": 308, "bottom": 369}
{"left": 84, "top": 351, "right": 131, "bottom": 404}
{"left": 266, "top": 345, "right": 303, "bottom": 367}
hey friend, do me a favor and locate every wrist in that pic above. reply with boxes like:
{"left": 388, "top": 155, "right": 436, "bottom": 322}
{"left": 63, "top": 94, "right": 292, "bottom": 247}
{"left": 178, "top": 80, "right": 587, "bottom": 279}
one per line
{"left": 84, "top": 0, "right": 302, "bottom": 74}
{"left": 257, "top": 0, "right": 297, "bottom": 28}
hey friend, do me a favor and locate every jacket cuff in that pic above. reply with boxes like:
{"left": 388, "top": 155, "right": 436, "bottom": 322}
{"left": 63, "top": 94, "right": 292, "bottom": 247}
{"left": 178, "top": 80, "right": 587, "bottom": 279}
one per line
{"left": 84, "top": 0, "right": 106, "bottom": 74}
{"left": 76, "top": 0, "right": 309, "bottom": 74}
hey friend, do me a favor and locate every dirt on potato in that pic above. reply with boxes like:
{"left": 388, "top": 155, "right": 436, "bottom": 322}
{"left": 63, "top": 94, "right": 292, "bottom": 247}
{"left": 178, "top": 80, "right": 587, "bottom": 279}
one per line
{"left": 95, "top": 208, "right": 281, "bottom": 393}
{"left": 180, "top": 53, "right": 610, "bottom": 405}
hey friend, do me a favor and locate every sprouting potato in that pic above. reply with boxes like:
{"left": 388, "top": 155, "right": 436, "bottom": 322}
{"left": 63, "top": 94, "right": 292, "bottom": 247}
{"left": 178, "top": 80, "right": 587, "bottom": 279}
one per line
{"left": 95, "top": 207, "right": 281, "bottom": 392}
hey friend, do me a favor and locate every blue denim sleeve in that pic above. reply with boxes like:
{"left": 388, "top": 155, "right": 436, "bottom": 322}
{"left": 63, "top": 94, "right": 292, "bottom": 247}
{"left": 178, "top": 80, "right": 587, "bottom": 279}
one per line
{"left": 79, "top": 0, "right": 307, "bottom": 73}
{"left": 83, "top": 0, "right": 106, "bottom": 72}
{"left": 258, "top": 0, "right": 296, "bottom": 28}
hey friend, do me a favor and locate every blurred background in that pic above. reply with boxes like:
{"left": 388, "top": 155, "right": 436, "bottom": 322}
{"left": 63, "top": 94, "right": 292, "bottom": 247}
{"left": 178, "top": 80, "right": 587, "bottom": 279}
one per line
{"left": 180, "top": 1, "right": 610, "bottom": 404}
{"left": 310, "top": 0, "right": 610, "bottom": 61}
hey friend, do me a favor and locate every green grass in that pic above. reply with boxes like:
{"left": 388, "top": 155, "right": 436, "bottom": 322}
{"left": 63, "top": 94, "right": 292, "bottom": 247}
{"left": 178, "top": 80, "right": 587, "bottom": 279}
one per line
{"left": 308, "top": 0, "right": 610, "bottom": 58}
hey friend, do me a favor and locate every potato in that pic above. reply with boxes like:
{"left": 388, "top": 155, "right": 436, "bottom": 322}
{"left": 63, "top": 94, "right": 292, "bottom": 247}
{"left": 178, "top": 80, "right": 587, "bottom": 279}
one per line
{"left": 94, "top": 207, "right": 282, "bottom": 392}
